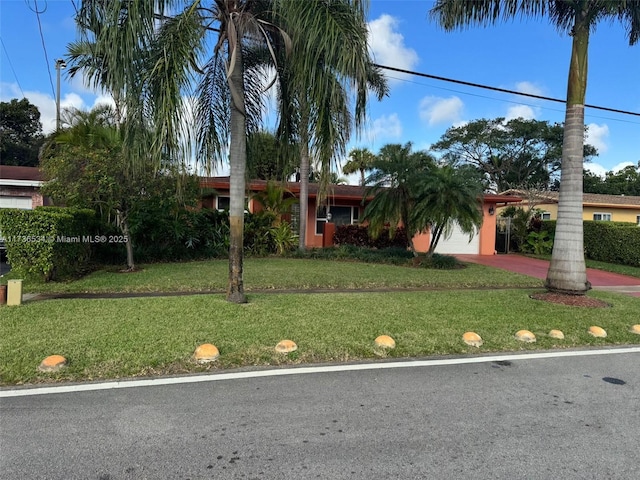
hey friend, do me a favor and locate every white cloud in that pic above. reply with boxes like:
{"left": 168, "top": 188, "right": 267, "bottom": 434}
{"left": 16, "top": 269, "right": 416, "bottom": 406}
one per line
{"left": 586, "top": 123, "right": 609, "bottom": 154}
{"left": 515, "top": 81, "right": 544, "bottom": 97}
{"left": 367, "top": 15, "right": 419, "bottom": 83}
{"left": 584, "top": 161, "right": 633, "bottom": 178}
{"left": 419, "top": 96, "right": 464, "bottom": 126}
{"left": 505, "top": 104, "right": 536, "bottom": 121}
{"left": 366, "top": 113, "right": 402, "bottom": 141}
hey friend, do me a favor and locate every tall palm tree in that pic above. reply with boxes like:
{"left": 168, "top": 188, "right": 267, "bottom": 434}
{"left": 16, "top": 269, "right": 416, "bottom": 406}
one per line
{"left": 74, "top": 1, "right": 385, "bottom": 300}
{"left": 343, "top": 148, "right": 377, "bottom": 186}
{"left": 273, "top": 1, "right": 388, "bottom": 250}
{"left": 430, "top": 0, "right": 640, "bottom": 295}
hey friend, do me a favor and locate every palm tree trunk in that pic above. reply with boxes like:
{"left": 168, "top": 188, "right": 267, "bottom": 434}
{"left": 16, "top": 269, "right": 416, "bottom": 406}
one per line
{"left": 116, "top": 209, "right": 135, "bottom": 271}
{"left": 545, "top": 17, "right": 590, "bottom": 295}
{"left": 227, "top": 29, "right": 248, "bottom": 304}
{"left": 298, "top": 118, "right": 310, "bottom": 251}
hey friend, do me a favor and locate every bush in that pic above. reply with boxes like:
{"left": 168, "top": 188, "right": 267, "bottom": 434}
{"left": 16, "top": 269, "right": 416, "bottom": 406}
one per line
{"left": 0, "top": 207, "right": 97, "bottom": 281}
{"left": 417, "top": 253, "right": 460, "bottom": 270}
{"left": 287, "top": 245, "right": 413, "bottom": 265}
{"left": 583, "top": 221, "right": 640, "bottom": 267}
{"left": 334, "top": 224, "right": 408, "bottom": 249}
{"left": 540, "top": 220, "right": 640, "bottom": 267}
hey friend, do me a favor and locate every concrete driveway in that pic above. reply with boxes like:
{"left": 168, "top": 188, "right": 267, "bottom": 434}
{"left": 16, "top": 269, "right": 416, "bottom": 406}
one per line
{"left": 456, "top": 254, "right": 640, "bottom": 297}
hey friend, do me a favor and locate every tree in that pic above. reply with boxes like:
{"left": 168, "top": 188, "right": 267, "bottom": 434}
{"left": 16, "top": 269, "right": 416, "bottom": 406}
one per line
{"left": 430, "top": 0, "right": 640, "bottom": 295}
{"left": 362, "top": 143, "right": 436, "bottom": 253}
{"left": 412, "top": 164, "right": 484, "bottom": 255}
{"left": 431, "top": 117, "right": 597, "bottom": 192}
{"left": 343, "top": 148, "right": 377, "bottom": 186}
{"left": 246, "top": 131, "right": 297, "bottom": 181}
{"left": 585, "top": 163, "right": 640, "bottom": 196}
{"left": 40, "top": 106, "right": 139, "bottom": 270}
{"left": 273, "top": 1, "right": 388, "bottom": 250}
{"left": 75, "top": 0, "right": 385, "bottom": 301}
{"left": 0, "top": 98, "right": 45, "bottom": 167}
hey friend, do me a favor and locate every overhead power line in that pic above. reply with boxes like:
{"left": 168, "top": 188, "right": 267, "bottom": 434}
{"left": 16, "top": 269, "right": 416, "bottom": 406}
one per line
{"left": 0, "top": 37, "right": 26, "bottom": 98}
{"left": 374, "top": 64, "right": 640, "bottom": 118}
{"left": 29, "top": 0, "right": 56, "bottom": 99}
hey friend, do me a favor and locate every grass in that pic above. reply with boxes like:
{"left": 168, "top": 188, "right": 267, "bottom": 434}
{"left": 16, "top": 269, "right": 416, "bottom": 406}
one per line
{"left": 1, "top": 289, "right": 639, "bottom": 386}
{"left": 13, "top": 258, "right": 543, "bottom": 294}
{"left": 1, "top": 256, "right": 638, "bottom": 386}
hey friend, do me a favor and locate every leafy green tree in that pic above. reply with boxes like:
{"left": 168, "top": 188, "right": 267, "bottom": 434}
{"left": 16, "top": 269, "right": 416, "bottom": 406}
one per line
{"left": 246, "top": 131, "right": 297, "bottom": 181}
{"left": 343, "top": 148, "right": 377, "bottom": 186}
{"left": 40, "top": 106, "right": 193, "bottom": 271}
{"left": 431, "top": 117, "right": 597, "bottom": 192}
{"left": 411, "top": 164, "right": 484, "bottom": 255}
{"left": 362, "top": 143, "right": 436, "bottom": 252}
{"left": 430, "top": 0, "right": 640, "bottom": 295}
{"left": 0, "top": 98, "right": 45, "bottom": 167}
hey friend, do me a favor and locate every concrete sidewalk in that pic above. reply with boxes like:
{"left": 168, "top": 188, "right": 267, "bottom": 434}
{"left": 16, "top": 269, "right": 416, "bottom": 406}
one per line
{"left": 456, "top": 254, "right": 640, "bottom": 297}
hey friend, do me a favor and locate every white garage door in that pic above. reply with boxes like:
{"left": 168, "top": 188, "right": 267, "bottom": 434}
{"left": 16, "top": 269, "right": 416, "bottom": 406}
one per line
{"left": 434, "top": 222, "right": 480, "bottom": 254}
{"left": 0, "top": 196, "right": 33, "bottom": 209}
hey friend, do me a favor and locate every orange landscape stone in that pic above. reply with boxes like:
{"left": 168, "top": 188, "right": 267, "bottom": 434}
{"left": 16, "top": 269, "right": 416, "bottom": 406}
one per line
{"left": 275, "top": 339, "right": 298, "bottom": 353}
{"left": 38, "top": 355, "right": 67, "bottom": 372}
{"left": 194, "top": 343, "right": 220, "bottom": 363}
{"left": 374, "top": 335, "right": 396, "bottom": 349}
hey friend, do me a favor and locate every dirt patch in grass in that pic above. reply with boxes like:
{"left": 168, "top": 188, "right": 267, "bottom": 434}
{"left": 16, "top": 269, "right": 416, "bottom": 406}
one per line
{"left": 530, "top": 292, "right": 611, "bottom": 308}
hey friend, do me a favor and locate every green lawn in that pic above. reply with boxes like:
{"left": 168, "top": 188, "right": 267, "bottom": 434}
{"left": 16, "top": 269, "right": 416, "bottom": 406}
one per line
{"left": 17, "top": 258, "right": 543, "bottom": 294}
{"left": 1, "top": 258, "right": 639, "bottom": 386}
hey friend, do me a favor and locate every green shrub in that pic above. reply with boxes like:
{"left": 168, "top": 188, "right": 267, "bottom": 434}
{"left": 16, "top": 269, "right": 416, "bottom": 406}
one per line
{"left": 0, "top": 207, "right": 97, "bottom": 281}
{"left": 540, "top": 220, "right": 640, "bottom": 267}
{"left": 419, "top": 253, "right": 460, "bottom": 270}
{"left": 583, "top": 221, "right": 640, "bottom": 267}
{"left": 333, "top": 224, "right": 408, "bottom": 249}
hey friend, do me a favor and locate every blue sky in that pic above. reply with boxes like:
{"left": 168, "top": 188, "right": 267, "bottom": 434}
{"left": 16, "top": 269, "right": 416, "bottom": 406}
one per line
{"left": 1, "top": 0, "right": 639, "bottom": 182}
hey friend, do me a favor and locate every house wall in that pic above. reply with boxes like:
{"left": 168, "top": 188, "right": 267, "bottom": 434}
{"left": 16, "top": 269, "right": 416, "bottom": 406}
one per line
{"left": 583, "top": 206, "right": 640, "bottom": 223}
{"left": 0, "top": 186, "right": 44, "bottom": 209}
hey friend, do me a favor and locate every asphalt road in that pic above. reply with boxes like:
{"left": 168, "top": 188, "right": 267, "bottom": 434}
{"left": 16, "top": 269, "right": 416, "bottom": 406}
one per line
{"left": 1, "top": 350, "right": 639, "bottom": 480}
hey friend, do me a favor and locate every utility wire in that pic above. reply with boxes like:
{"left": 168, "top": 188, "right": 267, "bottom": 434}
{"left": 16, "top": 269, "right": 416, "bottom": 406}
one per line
{"left": 383, "top": 72, "right": 640, "bottom": 126}
{"left": 374, "top": 64, "right": 640, "bottom": 118}
{"left": 0, "top": 37, "right": 26, "bottom": 98}
{"left": 29, "top": 0, "right": 56, "bottom": 99}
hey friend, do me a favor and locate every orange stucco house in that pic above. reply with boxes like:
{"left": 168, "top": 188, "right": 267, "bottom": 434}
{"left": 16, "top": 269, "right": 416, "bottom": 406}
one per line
{"left": 200, "top": 177, "right": 521, "bottom": 255}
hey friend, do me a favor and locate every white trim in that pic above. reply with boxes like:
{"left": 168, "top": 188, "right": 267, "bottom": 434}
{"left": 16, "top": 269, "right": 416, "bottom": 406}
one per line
{"left": 0, "top": 179, "right": 43, "bottom": 187}
{"left": 2, "top": 347, "right": 639, "bottom": 398}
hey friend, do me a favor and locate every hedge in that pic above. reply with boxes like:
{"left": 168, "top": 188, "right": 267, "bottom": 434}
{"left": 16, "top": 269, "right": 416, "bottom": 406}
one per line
{"left": 0, "top": 207, "right": 97, "bottom": 281}
{"left": 541, "top": 220, "right": 640, "bottom": 267}
{"left": 333, "top": 224, "right": 409, "bottom": 249}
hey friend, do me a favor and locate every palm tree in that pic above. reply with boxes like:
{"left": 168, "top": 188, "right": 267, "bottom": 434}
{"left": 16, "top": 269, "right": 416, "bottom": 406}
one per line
{"left": 411, "top": 164, "right": 484, "bottom": 255}
{"left": 74, "top": 1, "right": 385, "bottom": 301}
{"left": 273, "top": 1, "right": 388, "bottom": 250}
{"left": 430, "top": 0, "right": 640, "bottom": 294}
{"left": 362, "top": 143, "right": 435, "bottom": 253}
{"left": 343, "top": 148, "right": 377, "bottom": 186}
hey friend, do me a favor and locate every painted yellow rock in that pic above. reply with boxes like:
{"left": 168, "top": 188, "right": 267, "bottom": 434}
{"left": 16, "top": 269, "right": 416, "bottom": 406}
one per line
{"left": 462, "top": 332, "right": 483, "bottom": 347}
{"left": 275, "top": 339, "right": 298, "bottom": 353}
{"left": 38, "top": 355, "right": 67, "bottom": 372}
{"left": 515, "top": 330, "right": 536, "bottom": 343}
{"left": 549, "top": 329, "right": 565, "bottom": 340}
{"left": 374, "top": 335, "right": 396, "bottom": 349}
{"left": 194, "top": 343, "right": 220, "bottom": 363}
{"left": 588, "top": 326, "right": 607, "bottom": 338}
{"left": 629, "top": 325, "right": 640, "bottom": 335}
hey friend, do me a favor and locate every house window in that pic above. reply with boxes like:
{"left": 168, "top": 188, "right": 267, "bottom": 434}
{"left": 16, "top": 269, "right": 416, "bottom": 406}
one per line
{"left": 291, "top": 203, "right": 300, "bottom": 232}
{"left": 216, "top": 196, "right": 249, "bottom": 211}
{"left": 593, "top": 212, "right": 612, "bottom": 221}
{"left": 315, "top": 206, "right": 360, "bottom": 235}
{"left": 541, "top": 212, "right": 551, "bottom": 220}
{"left": 216, "top": 196, "right": 230, "bottom": 211}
